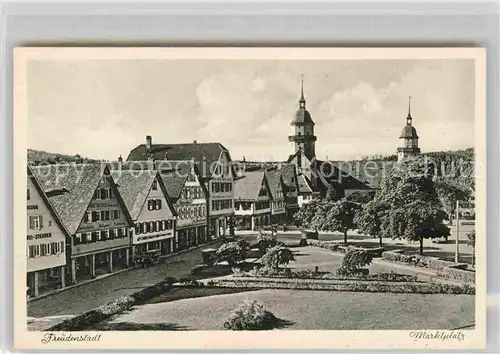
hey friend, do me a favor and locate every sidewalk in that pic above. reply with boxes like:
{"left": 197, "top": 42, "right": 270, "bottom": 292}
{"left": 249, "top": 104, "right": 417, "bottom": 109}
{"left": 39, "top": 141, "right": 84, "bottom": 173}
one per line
{"left": 28, "top": 239, "right": 221, "bottom": 303}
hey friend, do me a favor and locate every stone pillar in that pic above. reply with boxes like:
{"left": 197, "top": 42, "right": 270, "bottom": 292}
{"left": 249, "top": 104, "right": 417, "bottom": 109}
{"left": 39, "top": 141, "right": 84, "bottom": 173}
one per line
{"left": 71, "top": 258, "right": 77, "bottom": 284}
{"left": 90, "top": 254, "right": 96, "bottom": 277}
{"left": 60, "top": 266, "right": 66, "bottom": 288}
{"left": 109, "top": 251, "right": 113, "bottom": 273}
{"left": 215, "top": 219, "right": 220, "bottom": 239}
{"left": 229, "top": 215, "right": 235, "bottom": 236}
{"left": 33, "top": 272, "right": 39, "bottom": 297}
{"left": 125, "top": 248, "right": 130, "bottom": 267}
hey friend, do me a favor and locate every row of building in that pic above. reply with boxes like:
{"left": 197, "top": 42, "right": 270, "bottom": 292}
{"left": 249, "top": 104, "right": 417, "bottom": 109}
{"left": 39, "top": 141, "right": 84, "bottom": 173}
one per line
{"left": 27, "top": 79, "right": 417, "bottom": 298}
{"left": 26, "top": 138, "right": 310, "bottom": 298}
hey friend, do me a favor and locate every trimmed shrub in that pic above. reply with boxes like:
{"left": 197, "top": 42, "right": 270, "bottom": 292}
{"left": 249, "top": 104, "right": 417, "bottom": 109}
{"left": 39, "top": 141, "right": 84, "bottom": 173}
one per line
{"left": 260, "top": 245, "right": 295, "bottom": 270}
{"left": 336, "top": 248, "right": 373, "bottom": 277}
{"left": 214, "top": 240, "right": 250, "bottom": 267}
{"left": 307, "top": 239, "right": 341, "bottom": 252}
{"left": 223, "top": 299, "right": 279, "bottom": 330}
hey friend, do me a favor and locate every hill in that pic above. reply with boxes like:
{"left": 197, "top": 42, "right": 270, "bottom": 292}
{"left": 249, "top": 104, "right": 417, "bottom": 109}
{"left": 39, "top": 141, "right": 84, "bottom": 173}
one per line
{"left": 27, "top": 149, "right": 104, "bottom": 165}
{"left": 333, "top": 148, "right": 474, "bottom": 190}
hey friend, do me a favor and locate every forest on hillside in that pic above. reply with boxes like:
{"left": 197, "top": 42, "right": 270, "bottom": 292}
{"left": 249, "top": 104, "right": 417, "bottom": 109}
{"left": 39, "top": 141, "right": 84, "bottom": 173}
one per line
{"left": 27, "top": 149, "right": 104, "bottom": 165}
{"left": 333, "top": 148, "right": 475, "bottom": 191}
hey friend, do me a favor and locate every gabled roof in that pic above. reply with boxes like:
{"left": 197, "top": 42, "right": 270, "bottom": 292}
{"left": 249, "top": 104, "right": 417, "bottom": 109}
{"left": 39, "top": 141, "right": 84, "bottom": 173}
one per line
{"left": 111, "top": 169, "right": 178, "bottom": 220}
{"left": 234, "top": 170, "right": 268, "bottom": 202}
{"left": 155, "top": 160, "right": 199, "bottom": 202}
{"left": 27, "top": 165, "right": 71, "bottom": 238}
{"left": 126, "top": 142, "right": 232, "bottom": 178}
{"left": 30, "top": 163, "right": 133, "bottom": 234}
{"left": 111, "top": 170, "right": 154, "bottom": 220}
{"left": 265, "top": 169, "right": 284, "bottom": 200}
{"left": 278, "top": 163, "right": 299, "bottom": 190}
{"left": 297, "top": 174, "right": 314, "bottom": 194}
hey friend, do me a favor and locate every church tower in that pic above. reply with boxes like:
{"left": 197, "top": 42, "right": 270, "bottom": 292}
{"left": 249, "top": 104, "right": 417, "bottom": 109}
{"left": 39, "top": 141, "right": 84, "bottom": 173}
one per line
{"left": 397, "top": 97, "right": 421, "bottom": 162}
{"left": 288, "top": 77, "right": 317, "bottom": 161}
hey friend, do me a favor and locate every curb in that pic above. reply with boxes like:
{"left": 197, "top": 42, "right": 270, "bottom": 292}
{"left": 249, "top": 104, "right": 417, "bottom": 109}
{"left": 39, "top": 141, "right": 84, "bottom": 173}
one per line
{"left": 28, "top": 238, "right": 222, "bottom": 303}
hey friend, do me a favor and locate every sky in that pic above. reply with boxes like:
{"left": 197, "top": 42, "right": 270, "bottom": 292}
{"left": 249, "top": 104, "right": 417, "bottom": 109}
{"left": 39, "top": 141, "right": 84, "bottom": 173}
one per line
{"left": 27, "top": 58, "right": 475, "bottom": 161}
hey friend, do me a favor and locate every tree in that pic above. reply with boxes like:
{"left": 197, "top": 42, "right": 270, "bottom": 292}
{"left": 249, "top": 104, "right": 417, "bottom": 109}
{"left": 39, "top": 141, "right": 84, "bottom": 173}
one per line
{"left": 435, "top": 179, "right": 471, "bottom": 225}
{"left": 311, "top": 198, "right": 360, "bottom": 245}
{"left": 362, "top": 156, "right": 449, "bottom": 255}
{"left": 355, "top": 199, "right": 388, "bottom": 247}
{"left": 215, "top": 240, "right": 249, "bottom": 267}
{"left": 260, "top": 245, "right": 295, "bottom": 270}
{"left": 467, "top": 230, "right": 476, "bottom": 267}
{"left": 294, "top": 199, "right": 320, "bottom": 229}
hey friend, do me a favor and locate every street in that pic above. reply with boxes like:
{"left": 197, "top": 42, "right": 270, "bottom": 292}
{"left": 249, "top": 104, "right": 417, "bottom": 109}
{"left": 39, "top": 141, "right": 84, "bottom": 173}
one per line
{"left": 28, "top": 243, "right": 220, "bottom": 318}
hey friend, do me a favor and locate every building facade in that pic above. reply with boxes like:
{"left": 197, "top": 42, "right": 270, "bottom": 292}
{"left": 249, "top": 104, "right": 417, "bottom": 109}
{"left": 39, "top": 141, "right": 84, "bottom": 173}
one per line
{"left": 157, "top": 160, "right": 208, "bottom": 250}
{"left": 234, "top": 170, "right": 273, "bottom": 230}
{"left": 278, "top": 164, "right": 300, "bottom": 223}
{"left": 111, "top": 169, "right": 177, "bottom": 258}
{"left": 397, "top": 97, "right": 421, "bottom": 162}
{"left": 127, "top": 137, "right": 235, "bottom": 239}
{"left": 26, "top": 167, "right": 69, "bottom": 298}
{"left": 32, "top": 164, "right": 135, "bottom": 284}
{"left": 266, "top": 169, "right": 287, "bottom": 224}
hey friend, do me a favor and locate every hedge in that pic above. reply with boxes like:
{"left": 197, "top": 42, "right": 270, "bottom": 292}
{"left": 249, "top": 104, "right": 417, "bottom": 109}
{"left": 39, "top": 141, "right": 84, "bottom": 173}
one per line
{"left": 211, "top": 277, "right": 475, "bottom": 295}
{"left": 307, "top": 240, "right": 384, "bottom": 257}
{"left": 48, "top": 280, "right": 173, "bottom": 331}
{"left": 382, "top": 250, "right": 475, "bottom": 284}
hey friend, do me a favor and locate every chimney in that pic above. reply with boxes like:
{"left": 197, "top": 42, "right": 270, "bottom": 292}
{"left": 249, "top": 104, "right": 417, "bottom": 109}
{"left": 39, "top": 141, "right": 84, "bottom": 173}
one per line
{"left": 118, "top": 155, "right": 123, "bottom": 163}
{"left": 146, "top": 135, "right": 152, "bottom": 150}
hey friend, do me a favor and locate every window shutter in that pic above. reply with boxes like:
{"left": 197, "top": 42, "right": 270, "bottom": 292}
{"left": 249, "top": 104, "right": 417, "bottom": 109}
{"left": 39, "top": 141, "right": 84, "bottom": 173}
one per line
{"left": 39, "top": 216, "right": 43, "bottom": 228}
{"left": 109, "top": 188, "right": 113, "bottom": 198}
{"left": 60, "top": 241, "right": 64, "bottom": 253}
{"left": 157, "top": 200, "right": 162, "bottom": 210}
{"left": 51, "top": 242, "right": 55, "bottom": 254}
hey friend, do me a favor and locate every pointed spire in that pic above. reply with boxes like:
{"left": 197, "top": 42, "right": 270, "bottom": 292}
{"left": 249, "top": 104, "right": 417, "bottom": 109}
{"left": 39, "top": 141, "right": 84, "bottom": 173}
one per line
{"left": 406, "top": 96, "right": 412, "bottom": 125}
{"left": 299, "top": 74, "right": 306, "bottom": 108}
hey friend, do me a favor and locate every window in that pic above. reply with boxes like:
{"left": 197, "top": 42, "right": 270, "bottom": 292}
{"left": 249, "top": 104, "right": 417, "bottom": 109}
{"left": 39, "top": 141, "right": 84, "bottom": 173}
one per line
{"left": 29, "top": 215, "right": 42, "bottom": 230}
{"left": 50, "top": 241, "right": 62, "bottom": 254}
{"left": 110, "top": 229, "right": 116, "bottom": 238}
{"left": 90, "top": 232, "right": 98, "bottom": 242}
{"left": 122, "top": 228, "right": 127, "bottom": 238}
{"left": 91, "top": 211, "right": 100, "bottom": 222}
{"left": 101, "top": 230, "right": 109, "bottom": 240}
{"left": 152, "top": 180, "right": 158, "bottom": 190}
{"left": 139, "top": 223, "right": 145, "bottom": 234}
{"left": 167, "top": 219, "right": 173, "bottom": 230}
{"left": 27, "top": 189, "right": 30, "bottom": 200}
{"left": 135, "top": 225, "right": 140, "bottom": 235}
{"left": 156, "top": 220, "right": 161, "bottom": 231}
{"left": 113, "top": 210, "right": 120, "bottom": 220}
{"left": 155, "top": 200, "right": 162, "bottom": 210}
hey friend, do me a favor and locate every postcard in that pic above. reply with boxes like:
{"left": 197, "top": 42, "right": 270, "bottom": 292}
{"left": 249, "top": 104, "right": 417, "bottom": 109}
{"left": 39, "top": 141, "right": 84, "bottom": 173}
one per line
{"left": 13, "top": 47, "right": 486, "bottom": 350}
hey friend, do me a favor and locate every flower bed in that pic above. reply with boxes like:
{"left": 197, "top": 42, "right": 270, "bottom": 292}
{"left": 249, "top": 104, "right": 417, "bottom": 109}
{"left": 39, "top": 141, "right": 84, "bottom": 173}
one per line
{"left": 210, "top": 276, "right": 475, "bottom": 295}
{"left": 48, "top": 280, "right": 173, "bottom": 331}
{"left": 239, "top": 267, "right": 420, "bottom": 283}
{"left": 382, "top": 250, "right": 475, "bottom": 284}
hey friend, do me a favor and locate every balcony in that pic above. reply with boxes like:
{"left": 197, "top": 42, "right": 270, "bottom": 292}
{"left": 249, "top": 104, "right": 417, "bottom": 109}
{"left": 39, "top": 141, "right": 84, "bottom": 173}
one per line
{"left": 288, "top": 135, "right": 317, "bottom": 143}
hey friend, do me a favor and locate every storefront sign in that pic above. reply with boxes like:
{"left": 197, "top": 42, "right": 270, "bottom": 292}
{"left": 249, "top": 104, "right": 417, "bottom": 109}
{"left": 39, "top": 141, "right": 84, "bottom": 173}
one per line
{"left": 27, "top": 205, "right": 39, "bottom": 210}
{"left": 136, "top": 232, "right": 173, "bottom": 243}
{"left": 27, "top": 232, "right": 52, "bottom": 240}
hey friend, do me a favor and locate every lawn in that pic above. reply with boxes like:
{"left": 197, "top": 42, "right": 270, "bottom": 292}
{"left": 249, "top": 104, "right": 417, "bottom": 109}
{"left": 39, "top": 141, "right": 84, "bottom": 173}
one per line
{"left": 97, "top": 289, "right": 474, "bottom": 330}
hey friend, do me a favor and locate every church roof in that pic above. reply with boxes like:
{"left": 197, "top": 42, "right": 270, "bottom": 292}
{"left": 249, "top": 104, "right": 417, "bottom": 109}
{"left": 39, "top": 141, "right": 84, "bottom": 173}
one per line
{"left": 399, "top": 124, "right": 419, "bottom": 139}
{"left": 292, "top": 108, "right": 315, "bottom": 125}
